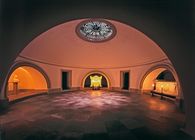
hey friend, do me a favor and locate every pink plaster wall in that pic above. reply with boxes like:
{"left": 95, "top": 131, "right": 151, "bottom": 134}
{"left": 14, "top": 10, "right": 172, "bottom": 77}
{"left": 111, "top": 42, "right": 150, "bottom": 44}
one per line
{"left": 20, "top": 19, "right": 167, "bottom": 69}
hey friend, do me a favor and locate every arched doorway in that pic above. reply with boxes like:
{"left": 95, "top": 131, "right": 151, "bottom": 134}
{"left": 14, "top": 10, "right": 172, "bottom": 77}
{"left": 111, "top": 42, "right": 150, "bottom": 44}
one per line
{"left": 6, "top": 64, "right": 50, "bottom": 101}
{"left": 82, "top": 72, "right": 110, "bottom": 89}
{"left": 141, "top": 66, "right": 180, "bottom": 98}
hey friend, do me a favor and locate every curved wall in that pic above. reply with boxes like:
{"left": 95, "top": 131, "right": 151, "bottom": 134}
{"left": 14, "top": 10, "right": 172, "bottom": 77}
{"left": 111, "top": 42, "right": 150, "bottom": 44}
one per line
{"left": 1, "top": 1, "right": 194, "bottom": 137}
{"left": 141, "top": 68, "right": 179, "bottom": 96}
{"left": 142, "top": 68, "right": 166, "bottom": 91}
{"left": 8, "top": 66, "right": 48, "bottom": 91}
{"left": 15, "top": 57, "right": 176, "bottom": 96}
{"left": 19, "top": 19, "right": 167, "bottom": 69}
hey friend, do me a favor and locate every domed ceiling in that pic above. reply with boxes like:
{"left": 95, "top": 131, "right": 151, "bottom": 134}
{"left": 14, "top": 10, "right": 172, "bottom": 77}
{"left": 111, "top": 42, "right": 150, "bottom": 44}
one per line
{"left": 19, "top": 19, "right": 167, "bottom": 68}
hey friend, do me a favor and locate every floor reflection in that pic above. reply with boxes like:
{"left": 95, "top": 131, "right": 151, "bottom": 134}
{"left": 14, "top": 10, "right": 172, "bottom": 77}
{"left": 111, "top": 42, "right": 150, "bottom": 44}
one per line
{"left": 0, "top": 90, "right": 186, "bottom": 140}
{"left": 52, "top": 90, "right": 131, "bottom": 109}
{"left": 88, "top": 90, "right": 103, "bottom": 97}
{"left": 147, "top": 99, "right": 167, "bottom": 111}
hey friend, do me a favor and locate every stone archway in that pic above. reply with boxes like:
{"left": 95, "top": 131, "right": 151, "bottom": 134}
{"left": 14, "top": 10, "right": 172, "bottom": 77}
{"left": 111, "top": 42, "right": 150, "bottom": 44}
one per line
{"left": 140, "top": 63, "right": 182, "bottom": 97}
{"left": 2, "top": 61, "right": 51, "bottom": 101}
{"left": 82, "top": 71, "right": 111, "bottom": 89}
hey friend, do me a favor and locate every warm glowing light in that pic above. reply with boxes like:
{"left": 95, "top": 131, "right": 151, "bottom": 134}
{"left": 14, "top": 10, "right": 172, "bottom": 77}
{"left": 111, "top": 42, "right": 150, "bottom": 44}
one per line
{"left": 155, "top": 81, "right": 177, "bottom": 95}
{"left": 8, "top": 66, "right": 47, "bottom": 91}
{"left": 142, "top": 68, "right": 178, "bottom": 96}
{"left": 142, "top": 68, "right": 166, "bottom": 90}
{"left": 148, "top": 99, "right": 167, "bottom": 111}
{"left": 13, "top": 75, "right": 20, "bottom": 83}
{"left": 90, "top": 90, "right": 102, "bottom": 97}
{"left": 82, "top": 72, "right": 110, "bottom": 88}
{"left": 90, "top": 75, "right": 102, "bottom": 88}
{"left": 7, "top": 66, "right": 48, "bottom": 101}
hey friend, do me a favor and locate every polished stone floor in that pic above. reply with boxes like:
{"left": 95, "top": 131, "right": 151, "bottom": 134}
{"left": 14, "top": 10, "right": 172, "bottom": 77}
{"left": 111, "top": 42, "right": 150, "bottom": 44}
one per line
{"left": 0, "top": 90, "right": 193, "bottom": 140}
{"left": 8, "top": 89, "right": 47, "bottom": 101}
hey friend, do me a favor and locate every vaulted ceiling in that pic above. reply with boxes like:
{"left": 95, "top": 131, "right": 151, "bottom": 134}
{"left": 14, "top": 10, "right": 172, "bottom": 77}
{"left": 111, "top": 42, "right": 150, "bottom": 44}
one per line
{"left": 19, "top": 19, "right": 167, "bottom": 68}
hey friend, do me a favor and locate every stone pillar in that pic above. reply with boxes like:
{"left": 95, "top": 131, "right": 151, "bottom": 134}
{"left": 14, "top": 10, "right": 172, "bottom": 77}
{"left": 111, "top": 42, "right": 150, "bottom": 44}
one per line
{"left": 13, "top": 82, "right": 19, "bottom": 94}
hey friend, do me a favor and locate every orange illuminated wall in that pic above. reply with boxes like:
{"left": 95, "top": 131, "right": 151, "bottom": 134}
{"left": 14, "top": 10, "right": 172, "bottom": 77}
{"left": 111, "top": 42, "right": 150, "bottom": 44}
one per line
{"left": 142, "top": 68, "right": 178, "bottom": 96}
{"left": 8, "top": 66, "right": 47, "bottom": 91}
{"left": 142, "top": 68, "right": 166, "bottom": 91}
{"left": 154, "top": 81, "right": 177, "bottom": 96}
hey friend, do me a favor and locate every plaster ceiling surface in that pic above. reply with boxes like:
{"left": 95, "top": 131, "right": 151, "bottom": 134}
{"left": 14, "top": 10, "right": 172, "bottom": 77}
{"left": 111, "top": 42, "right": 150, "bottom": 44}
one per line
{"left": 19, "top": 19, "right": 168, "bottom": 69}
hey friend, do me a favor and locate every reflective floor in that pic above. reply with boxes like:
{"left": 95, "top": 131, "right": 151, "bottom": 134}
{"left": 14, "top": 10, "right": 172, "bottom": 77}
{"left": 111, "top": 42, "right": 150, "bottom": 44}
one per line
{"left": 7, "top": 89, "right": 47, "bottom": 101}
{"left": 0, "top": 90, "right": 193, "bottom": 140}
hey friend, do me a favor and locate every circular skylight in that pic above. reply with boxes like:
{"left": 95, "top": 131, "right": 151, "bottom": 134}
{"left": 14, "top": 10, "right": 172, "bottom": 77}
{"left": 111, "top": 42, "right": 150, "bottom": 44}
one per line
{"left": 76, "top": 19, "right": 116, "bottom": 42}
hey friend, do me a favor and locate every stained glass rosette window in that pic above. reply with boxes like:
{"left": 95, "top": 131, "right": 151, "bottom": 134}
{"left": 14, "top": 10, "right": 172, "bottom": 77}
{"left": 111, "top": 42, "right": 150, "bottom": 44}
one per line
{"left": 76, "top": 19, "right": 116, "bottom": 42}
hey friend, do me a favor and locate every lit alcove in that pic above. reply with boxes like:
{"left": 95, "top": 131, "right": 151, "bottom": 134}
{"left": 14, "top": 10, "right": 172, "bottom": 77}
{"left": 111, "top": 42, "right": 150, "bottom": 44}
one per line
{"left": 141, "top": 68, "right": 178, "bottom": 97}
{"left": 7, "top": 66, "right": 48, "bottom": 101}
{"left": 82, "top": 72, "right": 110, "bottom": 89}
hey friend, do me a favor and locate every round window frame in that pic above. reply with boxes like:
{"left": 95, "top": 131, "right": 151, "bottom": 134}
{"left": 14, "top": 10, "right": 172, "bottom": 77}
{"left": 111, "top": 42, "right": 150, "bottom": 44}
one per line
{"left": 76, "top": 19, "right": 117, "bottom": 43}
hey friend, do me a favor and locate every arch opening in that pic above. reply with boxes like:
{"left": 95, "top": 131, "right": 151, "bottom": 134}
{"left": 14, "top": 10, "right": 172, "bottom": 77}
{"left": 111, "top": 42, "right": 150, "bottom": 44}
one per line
{"left": 82, "top": 72, "right": 110, "bottom": 89}
{"left": 7, "top": 66, "right": 48, "bottom": 101}
{"left": 141, "top": 68, "right": 179, "bottom": 97}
